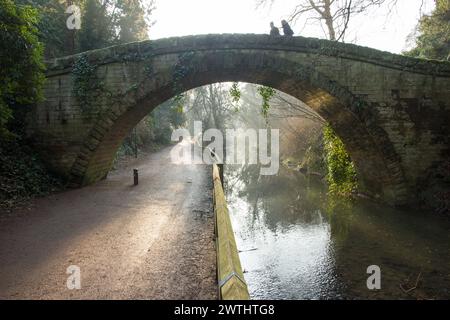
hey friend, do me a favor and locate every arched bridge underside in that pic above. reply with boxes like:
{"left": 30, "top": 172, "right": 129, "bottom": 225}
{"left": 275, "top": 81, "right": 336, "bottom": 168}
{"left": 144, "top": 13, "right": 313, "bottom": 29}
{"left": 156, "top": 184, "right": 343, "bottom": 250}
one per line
{"left": 28, "top": 34, "right": 450, "bottom": 207}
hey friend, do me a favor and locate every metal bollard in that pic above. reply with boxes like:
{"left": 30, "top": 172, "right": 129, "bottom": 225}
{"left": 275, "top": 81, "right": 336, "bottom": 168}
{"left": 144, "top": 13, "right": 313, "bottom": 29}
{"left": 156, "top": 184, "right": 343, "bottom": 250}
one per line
{"left": 133, "top": 169, "right": 138, "bottom": 185}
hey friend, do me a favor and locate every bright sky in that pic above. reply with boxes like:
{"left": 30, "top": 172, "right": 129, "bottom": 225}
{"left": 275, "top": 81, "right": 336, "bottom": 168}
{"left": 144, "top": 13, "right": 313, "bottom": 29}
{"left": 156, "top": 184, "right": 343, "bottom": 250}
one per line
{"left": 149, "top": 0, "right": 435, "bottom": 54}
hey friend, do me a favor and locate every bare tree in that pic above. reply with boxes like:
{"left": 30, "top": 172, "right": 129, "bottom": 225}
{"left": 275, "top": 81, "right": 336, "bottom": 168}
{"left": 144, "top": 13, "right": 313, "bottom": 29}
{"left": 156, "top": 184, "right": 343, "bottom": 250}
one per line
{"left": 184, "top": 84, "right": 236, "bottom": 131}
{"left": 257, "top": 0, "right": 397, "bottom": 41}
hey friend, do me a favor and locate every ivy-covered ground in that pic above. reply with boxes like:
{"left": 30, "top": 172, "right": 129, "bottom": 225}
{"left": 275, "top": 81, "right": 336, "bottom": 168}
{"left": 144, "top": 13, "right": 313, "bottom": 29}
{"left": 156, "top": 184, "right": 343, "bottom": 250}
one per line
{"left": 0, "top": 139, "right": 64, "bottom": 212}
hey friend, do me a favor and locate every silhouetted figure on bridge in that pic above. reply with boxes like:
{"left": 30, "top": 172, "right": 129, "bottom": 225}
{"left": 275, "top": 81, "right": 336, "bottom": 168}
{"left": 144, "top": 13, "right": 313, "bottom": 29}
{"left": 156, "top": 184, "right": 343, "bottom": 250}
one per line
{"left": 281, "top": 20, "right": 294, "bottom": 36}
{"left": 269, "top": 22, "right": 280, "bottom": 36}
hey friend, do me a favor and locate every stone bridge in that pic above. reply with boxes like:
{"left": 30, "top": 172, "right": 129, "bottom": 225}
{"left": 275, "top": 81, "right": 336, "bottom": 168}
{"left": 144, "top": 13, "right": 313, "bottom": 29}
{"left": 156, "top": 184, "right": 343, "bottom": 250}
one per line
{"left": 27, "top": 34, "right": 450, "bottom": 207}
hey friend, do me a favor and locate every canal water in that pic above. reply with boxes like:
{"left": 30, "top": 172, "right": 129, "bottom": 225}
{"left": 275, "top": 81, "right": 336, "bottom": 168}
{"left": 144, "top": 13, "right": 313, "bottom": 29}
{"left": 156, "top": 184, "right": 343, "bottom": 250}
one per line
{"left": 224, "top": 164, "right": 450, "bottom": 299}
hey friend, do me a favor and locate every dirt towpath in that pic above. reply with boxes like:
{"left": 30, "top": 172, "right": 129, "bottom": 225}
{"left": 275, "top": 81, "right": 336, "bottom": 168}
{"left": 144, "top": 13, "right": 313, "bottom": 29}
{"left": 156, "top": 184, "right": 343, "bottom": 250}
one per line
{"left": 0, "top": 145, "right": 217, "bottom": 299}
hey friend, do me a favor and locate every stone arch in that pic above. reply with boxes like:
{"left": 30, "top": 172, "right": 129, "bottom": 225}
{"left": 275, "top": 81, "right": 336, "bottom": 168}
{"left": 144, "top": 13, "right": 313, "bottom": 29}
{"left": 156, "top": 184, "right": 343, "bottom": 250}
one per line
{"left": 69, "top": 51, "right": 407, "bottom": 205}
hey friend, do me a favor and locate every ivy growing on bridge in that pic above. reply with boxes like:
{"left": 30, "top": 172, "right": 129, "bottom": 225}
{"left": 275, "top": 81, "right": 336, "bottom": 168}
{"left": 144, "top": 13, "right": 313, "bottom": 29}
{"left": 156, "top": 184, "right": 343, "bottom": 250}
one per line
{"left": 229, "top": 83, "right": 241, "bottom": 104}
{"left": 228, "top": 83, "right": 276, "bottom": 119}
{"left": 72, "top": 55, "right": 105, "bottom": 118}
{"left": 229, "top": 82, "right": 241, "bottom": 112}
{"left": 144, "top": 61, "right": 154, "bottom": 77}
{"left": 323, "top": 124, "right": 357, "bottom": 196}
{"left": 172, "top": 51, "right": 196, "bottom": 111}
{"left": 257, "top": 86, "right": 276, "bottom": 119}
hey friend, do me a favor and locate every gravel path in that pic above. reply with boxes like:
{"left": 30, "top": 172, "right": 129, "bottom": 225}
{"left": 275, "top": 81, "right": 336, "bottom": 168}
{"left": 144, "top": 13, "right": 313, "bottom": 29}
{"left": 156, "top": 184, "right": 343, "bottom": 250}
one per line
{"left": 0, "top": 145, "right": 217, "bottom": 299}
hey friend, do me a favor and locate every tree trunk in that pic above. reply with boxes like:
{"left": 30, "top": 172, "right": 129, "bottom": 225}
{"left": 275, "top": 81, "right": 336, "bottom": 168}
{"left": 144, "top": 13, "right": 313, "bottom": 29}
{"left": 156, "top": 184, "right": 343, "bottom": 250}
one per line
{"left": 323, "top": 0, "right": 336, "bottom": 40}
{"left": 66, "top": 0, "right": 76, "bottom": 55}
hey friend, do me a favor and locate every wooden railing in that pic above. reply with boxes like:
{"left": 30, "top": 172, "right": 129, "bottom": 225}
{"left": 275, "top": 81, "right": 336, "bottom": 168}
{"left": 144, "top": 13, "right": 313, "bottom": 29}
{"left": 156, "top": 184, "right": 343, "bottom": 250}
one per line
{"left": 213, "top": 164, "right": 250, "bottom": 300}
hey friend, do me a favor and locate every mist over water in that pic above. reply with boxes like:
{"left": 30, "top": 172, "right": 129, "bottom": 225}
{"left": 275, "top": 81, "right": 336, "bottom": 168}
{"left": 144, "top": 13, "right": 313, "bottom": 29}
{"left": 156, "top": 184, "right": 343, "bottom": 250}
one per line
{"left": 225, "top": 165, "right": 450, "bottom": 299}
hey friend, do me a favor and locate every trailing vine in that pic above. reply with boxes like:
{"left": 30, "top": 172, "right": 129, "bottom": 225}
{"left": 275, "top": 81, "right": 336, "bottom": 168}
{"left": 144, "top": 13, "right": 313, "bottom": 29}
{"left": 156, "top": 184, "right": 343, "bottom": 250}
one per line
{"left": 144, "top": 61, "right": 154, "bottom": 78}
{"left": 229, "top": 82, "right": 241, "bottom": 112}
{"left": 229, "top": 82, "right": 241, "bottom": 103}
{"left": 72, "top": 55, "right": 105, "bottom": 118}
{"left": 228, "top": 84, "right": 276, "bottom": 117}
{"left": 172, "top": 51, "right": 196, "bottom": 110}
{"left": 257, "top": 86, "right": 275, "bottom": 118}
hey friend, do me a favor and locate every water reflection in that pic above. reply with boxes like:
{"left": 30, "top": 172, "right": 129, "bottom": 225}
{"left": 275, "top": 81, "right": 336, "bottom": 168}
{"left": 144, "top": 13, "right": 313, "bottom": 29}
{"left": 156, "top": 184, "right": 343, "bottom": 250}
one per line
{"left": 225, "top": 164, "right": 450, "bottom": 299}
